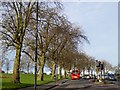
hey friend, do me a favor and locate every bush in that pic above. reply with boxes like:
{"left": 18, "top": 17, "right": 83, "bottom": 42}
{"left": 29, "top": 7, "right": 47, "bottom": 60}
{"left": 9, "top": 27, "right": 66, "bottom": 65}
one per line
{"left": 1, "top": 70, "right": 5, "bottom": 73}
{"left": 20, "top": 71, "right": 27, "bottom": 74}
{"left": 43, "top": 73, "right": 47, "bottom": 75}
{"left": 49, "top": 73, "right": 52, "bottom": 75}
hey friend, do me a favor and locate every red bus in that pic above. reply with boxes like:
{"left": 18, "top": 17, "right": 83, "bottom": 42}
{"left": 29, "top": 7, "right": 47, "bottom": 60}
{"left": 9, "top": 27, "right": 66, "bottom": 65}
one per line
{"left": 71, "top": 69, "right": 80, "bottom": 80}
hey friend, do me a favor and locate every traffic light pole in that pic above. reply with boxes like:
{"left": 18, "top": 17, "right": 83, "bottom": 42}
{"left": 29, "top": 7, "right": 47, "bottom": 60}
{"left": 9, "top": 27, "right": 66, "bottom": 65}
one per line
{"left": 95, "top": 60, "right": 105, "bottom": 82}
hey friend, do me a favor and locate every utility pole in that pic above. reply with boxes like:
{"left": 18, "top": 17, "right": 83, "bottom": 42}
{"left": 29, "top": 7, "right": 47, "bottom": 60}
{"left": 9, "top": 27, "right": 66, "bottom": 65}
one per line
{"left": 34, "top": 0, "right": 38, "bottom": 90}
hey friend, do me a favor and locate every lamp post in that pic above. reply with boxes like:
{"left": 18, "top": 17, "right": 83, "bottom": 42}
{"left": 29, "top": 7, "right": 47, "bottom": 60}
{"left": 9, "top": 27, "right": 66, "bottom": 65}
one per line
{"left": 34, "top": 0, "right": 38, "bottom": 90}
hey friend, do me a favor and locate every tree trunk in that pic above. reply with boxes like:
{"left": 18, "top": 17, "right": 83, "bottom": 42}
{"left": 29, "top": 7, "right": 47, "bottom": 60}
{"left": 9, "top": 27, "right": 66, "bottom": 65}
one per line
{"left": 39, "top": 53, "right": 45, "bottom": 81}
{"left": 27, "top": 63, "right": 30, "bottom": 74}
{"left": 13, "top": 45, "right": 22, "bottom": 83}
{"left": 64, "top": 69, "right": 67, "bottom": 78}
{"left": 51, "top": 61, "right": 56, "bottom": 80}
{"left": 90, "top": 69, "right": 93, "bottom": 75}
{"left": 82, "top": 68, "right": 85, "bottom": 76}
{"left": 7, "top": 70, "right": 8, "bottom": 74}
{"left": 58, "top": 66, "right": 62, "bottom": 79}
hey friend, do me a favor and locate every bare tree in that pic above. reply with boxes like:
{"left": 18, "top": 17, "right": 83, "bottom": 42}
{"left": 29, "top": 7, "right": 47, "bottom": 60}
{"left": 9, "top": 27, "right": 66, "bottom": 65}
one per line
{"left": 20, "top": 54, "right": 34, "bottom": 74}
{"left": 23, "top": 2, "right": 63, "bottom": 81}
{"left": 0, "top": 2, "right": 35, "bottom": 83}
{"left": 4, "top": 58, "right": 12, "bottom": 74}
{"left": 102, "top": 60, "right": 113, "bottom": 73}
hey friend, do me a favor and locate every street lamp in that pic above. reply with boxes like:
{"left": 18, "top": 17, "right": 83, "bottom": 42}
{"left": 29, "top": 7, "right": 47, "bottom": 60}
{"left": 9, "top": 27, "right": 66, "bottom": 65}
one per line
{"left": 34, "top": 0, "right": 38, "bottom": 90}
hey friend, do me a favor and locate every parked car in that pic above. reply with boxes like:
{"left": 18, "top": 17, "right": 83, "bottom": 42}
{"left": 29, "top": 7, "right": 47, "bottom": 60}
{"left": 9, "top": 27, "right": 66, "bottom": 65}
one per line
{"left": 82, "top": 74, "right": 91, "bottom": 79}
{"left": 102, "top": 74, "right": 117, "bottom": 81}
{"left": 108, "top": 74, "right": 117, "bottom": 81}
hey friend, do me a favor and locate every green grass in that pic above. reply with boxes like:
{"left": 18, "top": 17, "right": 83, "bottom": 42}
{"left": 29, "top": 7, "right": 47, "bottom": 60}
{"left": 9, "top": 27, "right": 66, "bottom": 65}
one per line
{"left": 1, "top": 73, "right": 54, "bottom": 90}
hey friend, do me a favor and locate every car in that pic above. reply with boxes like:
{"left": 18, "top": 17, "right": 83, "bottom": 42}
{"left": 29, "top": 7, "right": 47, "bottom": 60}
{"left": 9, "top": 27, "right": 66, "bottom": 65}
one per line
{"left": 102, "top": 74, "right": 117, "bottom": 81}
{"left": 107, "top": 74, "right": 117, "bottom": 81}
{"left": 82, "top": 74, "right": 91, "bottom": 79}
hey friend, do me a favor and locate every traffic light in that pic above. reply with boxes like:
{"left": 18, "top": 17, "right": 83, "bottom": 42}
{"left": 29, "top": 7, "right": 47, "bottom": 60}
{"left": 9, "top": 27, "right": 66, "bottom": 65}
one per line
{"left": 96, "top": 60, "right": 101, "bottom": 67}
{"left": 98, "top": 61, "right": 101, "bottom": 67}
{"left": 100, "top": 62, "right": 104, "bottom": 70}
{"left": 96, "top": 60, "right": 99, "bottom": 67}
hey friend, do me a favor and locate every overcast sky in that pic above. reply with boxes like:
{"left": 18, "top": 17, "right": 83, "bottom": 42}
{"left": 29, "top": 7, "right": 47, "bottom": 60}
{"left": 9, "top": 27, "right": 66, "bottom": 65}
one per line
{"left": 63, "top": 2, "right": 118, "bottom": 66}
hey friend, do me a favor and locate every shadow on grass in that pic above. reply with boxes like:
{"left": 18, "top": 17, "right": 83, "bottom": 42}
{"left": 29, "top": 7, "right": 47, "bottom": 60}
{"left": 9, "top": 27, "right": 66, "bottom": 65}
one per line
{"left": 2, "top": 80, "right": 55, "bottom": 90}
{"left": 2, "top": 82, "right": 33, "bottom": 90}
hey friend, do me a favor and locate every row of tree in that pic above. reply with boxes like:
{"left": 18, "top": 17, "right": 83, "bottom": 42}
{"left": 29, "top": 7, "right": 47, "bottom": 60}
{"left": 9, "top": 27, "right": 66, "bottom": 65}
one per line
{"left": 0, "top": 1, "right": 87, "bottom": 83}
{"left": 0, "top": 1, "right": 113, "bottom": 84}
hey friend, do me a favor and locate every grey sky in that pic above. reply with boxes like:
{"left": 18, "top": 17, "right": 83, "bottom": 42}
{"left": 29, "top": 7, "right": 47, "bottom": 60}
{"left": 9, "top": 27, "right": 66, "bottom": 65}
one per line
{"left": 63, "top": 2, "right": 118, "bottom": 66}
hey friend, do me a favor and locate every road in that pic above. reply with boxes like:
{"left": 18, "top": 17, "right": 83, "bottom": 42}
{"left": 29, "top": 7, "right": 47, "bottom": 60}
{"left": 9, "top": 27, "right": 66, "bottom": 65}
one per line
{"left": 50, "top": 79, "right": 120, "bottom": 90}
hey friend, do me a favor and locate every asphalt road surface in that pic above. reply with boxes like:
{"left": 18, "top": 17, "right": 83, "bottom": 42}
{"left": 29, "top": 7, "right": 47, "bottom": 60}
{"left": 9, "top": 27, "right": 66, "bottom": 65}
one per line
{"left": 50, "top": 79, "right": 120, "bottom": 90}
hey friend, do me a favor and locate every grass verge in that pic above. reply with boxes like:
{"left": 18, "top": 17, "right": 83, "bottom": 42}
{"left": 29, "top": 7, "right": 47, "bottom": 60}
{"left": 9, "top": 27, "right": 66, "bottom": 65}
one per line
{"left": 1, "top": 73, "right": 54, "bottom": 90}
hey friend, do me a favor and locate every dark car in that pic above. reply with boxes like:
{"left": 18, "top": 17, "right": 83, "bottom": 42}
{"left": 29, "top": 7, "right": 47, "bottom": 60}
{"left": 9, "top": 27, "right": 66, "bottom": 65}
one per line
{"left": 106, "top": 74, "right": 117, "bottom": 81}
